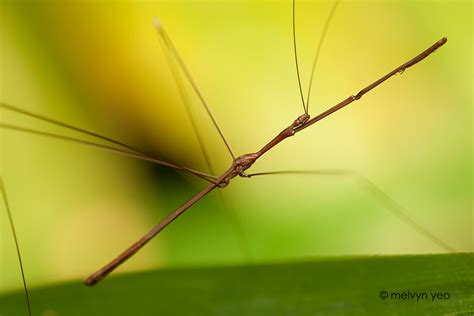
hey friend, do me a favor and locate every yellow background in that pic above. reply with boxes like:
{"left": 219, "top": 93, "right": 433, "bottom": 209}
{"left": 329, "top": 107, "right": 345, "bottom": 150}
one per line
{"left": 1, "top": 0, "right": 472, "bottom": 292}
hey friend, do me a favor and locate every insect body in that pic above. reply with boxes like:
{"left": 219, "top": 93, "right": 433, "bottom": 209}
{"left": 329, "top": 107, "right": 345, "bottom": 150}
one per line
{"left": 226, "top": 113, "right": 310, "bottom": 183}
{"left": 83, "top": 34, "right": 448, "bottom": 285}
{"left": 1, "top": 2, "right": 456, "bottom": 314}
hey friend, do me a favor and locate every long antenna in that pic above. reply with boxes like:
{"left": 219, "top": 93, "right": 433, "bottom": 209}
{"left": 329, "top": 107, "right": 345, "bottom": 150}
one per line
{"left": 0, "top": 178, "right": 32, "bottom": 316}
{"left": 306, "top": 0, "right": 339, "bottom": 112}
{"left": 294, "top": 38, "right": 448, "bottom": 132}
{"left": 292, "top": 0, "right": 306, "bottom": 113}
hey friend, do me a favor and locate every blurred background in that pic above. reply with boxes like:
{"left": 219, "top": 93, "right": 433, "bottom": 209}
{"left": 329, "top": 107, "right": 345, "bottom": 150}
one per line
{"left": 1, "top": 0, "right": 471, "bottom": 293}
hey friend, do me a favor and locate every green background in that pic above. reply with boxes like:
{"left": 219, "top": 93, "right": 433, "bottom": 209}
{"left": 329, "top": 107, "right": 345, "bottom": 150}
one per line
{"left": 0, "top": 0, "right": 471, "bottom": 302}
{"left": 1, "top": 253, "right": 473, "bottom": 316}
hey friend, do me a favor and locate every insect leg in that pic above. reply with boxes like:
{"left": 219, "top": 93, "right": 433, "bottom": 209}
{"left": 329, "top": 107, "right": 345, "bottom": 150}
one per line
{"left": 247, "top": 169, "right": 455, "bottom": 252}
{"left": 153, "top": 19, "right": 235, "bottom": 160}
{"left": 0, "top": 177, "right": 31, "bottom": 315}
{"left": 155, "top": 24, "right": 252, "bottom": 259}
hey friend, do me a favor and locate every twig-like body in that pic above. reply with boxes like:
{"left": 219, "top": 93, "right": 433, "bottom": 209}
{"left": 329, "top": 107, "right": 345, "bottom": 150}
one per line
{"left": 84, "top": 37, "right": 447, "bottom": 285}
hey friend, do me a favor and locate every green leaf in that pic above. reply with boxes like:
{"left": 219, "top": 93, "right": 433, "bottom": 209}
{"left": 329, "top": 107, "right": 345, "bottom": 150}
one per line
{"left": 1, "top": 253, "right": 472, "bottom": 316}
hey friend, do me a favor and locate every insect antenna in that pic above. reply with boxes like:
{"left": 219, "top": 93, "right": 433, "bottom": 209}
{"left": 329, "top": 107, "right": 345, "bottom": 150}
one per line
{"left": 294, "top": 37, "right": 447, "bottom": 132}
{"left": 305, "top": 0, "right": 339, "bottom": 113}
{"left": 247, "top": 169, "right": 456, "bottom": 252}
{"left": 0, "top": 177, "right": 32, "bottom": 316}
{"left": 292, "top": 0, "right": 306, "bottom": 113}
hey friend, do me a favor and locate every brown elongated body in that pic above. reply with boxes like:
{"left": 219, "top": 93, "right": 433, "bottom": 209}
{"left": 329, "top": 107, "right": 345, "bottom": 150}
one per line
{"left": 84, "top": 37, "right": 447, "bottom": 285}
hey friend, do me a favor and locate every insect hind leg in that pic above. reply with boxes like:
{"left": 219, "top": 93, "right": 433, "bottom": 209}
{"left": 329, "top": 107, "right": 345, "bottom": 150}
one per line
{"left": 247, "top": 169, "right": 456, "bottom": 253}
{"left": 0, "top": 177, "right": 32, "bottom": 316}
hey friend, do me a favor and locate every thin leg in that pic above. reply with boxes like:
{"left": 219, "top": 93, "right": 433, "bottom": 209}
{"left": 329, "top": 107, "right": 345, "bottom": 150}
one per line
{"left": 156, "top": 27, "right": 251, "bottom": 259}
{"left": 153, "top": 19, "right": 235, "bottom": 160}
{"left": 0, "top": 102, "right": 215, "bottom": 181}
{"left": 1, "top": 102, "right": 153, "bottom": 158}
{"left": 216, "top": 190, "right": 253, "bottom": 259}
{"left": 247, "top": 169, "right": 455, "bottom": 252}
{"left": 0, "top": 177, "right": 31, "bottom": 315}
{"left": 0, "top": 123, "right": 217, "bottom": 183}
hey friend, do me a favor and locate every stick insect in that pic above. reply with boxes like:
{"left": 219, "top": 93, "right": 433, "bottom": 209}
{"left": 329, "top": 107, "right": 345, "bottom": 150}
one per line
{"left": 1, "top": 0, "right": 458, "bottom": 313}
